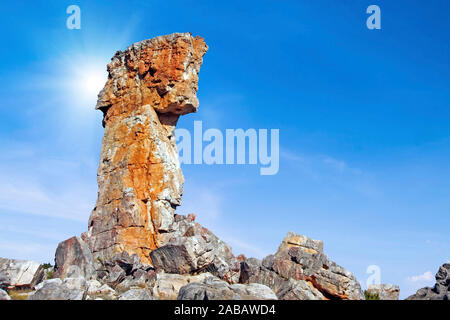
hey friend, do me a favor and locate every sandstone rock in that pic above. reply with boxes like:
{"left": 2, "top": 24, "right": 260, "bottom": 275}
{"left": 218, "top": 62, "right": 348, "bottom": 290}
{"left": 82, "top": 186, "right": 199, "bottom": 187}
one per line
{"left": 86, "top": 280, "right": 116, "bottom": 300}
{"left": 54, "top": 236, "right": 95, "bottom": 280}
{"left": 243, "top": 232, "right": 364, "bottom": 300}
{"left": 119, "top": 288, "right": 154, "bottom": 300}
{"left": 0, "top": 288, "right": 11, "bottom": 300}
{"left": 151, "top": 215, "right": 239, "bottom": 282}
{"left": 152, "top": 271, "right": 212, "bottom": 300}
{"left": 277, "top": 279, "right": 325, "bottom": 300}
{"left": 0, "top": 258, "right": 44, "bottom": 289}
{"left": 407, "top": 263, "right": 450, "bottom": 300}
{"left": 107, "top": 265, "right": 126, "bottom": 286}
{"left": 28, "top": 278, "right": 85, "bottom": 300}
{"left": 367, "top": 284, "right": 400, "bottom": 300}
{"left": 178, "top": 276, "right": 277, "bottom": 300}
{"left": 83, "top": 33, "right": 208, "bottom": 266}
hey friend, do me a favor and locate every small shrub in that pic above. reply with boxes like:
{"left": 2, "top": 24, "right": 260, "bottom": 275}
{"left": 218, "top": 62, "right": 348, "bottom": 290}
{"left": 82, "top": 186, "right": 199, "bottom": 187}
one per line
{"left": 46, "top": 270, "right": 54, "bottom": 279}
{"left": 8, "top": 288, "right": 33, "bottom": 300}
{"left": 41, "top": 263, "right": 52, "bottom": 269}
{"left": 364, "top": 290, "right": 380, "bottom": 300}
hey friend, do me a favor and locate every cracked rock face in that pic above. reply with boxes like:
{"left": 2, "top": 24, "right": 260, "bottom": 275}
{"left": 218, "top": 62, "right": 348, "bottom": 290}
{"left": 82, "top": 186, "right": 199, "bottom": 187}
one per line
{"left": 82, "top": 33, "right": 208, "bottom": 265}
{"left": 241, "top": 232, "right": 364, "bottom": 300}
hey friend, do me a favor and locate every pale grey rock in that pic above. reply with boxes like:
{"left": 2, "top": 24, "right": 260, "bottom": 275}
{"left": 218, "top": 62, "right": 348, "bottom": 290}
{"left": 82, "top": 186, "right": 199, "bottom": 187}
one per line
{"left": 28, "top": 278, "right": 85, "bottom": 300}
{"left": 367, "top": 284, "right": 400, "bottom": 300}
{"left": 0, "top": 258, "right": 43, "bottom": 288}
{"left": 151, "top": 216, "right": 239, "bottom": 283}
{"left": 87, "top": 282, "right": 116, "bottom": 300}
{"left": 152, "top": 272, "right": 212, "bottom": 300}
{"left": 118, "top": 288, "right": 154, "bottom": 300}
{"left": 277, "top": 279, "right": 325, "bottom": 300}
{"left": 178, "top": 276, "right": 277, "bottom": 300}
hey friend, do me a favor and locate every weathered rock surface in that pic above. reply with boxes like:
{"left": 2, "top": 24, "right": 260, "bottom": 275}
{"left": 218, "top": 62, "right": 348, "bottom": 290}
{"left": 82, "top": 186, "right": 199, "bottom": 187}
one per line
{"left": 0, "top": 258, "right": 43, "bottom": 289}
{"left": 407, "top": 263, "right": 450, "bottom": 300}
{"left": 178, "top": 276, "right": 277, "bottom": 300}
{"left": 54, "top": 236, "right": 95, "bottom": 280}
{"left": 83, "top": 32, "right": 208, "bottom": 265}
{"left": 0, "top": 288, "right": 11, "bottom": 300}
{"left": 151, "top": 214, "right": 239, "bottom": 282}
{"left": 367, "top": 284, "right": 400, "bottom": 300}
{"left": 152, "top": 271, "right": 212, "bottom": 300}
{"left": 119, "top": 288, "right": 154, "bottom": 300}
{"left": 241, "top": 232, "right": 364, "bottom": 300}
{"left": 28, "top": 278, "right": 85, "bottom": 300}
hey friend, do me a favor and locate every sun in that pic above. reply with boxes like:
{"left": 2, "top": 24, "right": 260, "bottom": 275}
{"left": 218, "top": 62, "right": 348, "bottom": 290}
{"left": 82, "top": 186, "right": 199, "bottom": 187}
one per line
{"left": 80, "top": 71, "right": 106, "bottom": 98}
{"left": 69, "top": 60, "right": 108, "bottom": 106}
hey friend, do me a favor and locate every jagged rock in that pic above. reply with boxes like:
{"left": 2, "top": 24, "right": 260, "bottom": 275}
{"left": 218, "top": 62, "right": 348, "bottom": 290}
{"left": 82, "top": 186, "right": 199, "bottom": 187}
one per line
{"left": 366, "top": 284, "right": 400, "bottom": 300}
{"left": 243, "top": 232, "right": 364, "bottom": 300}
{"left": 118, "top": 288, "right": 154, "bottom": 300}
{"left": 86, "top": 280, "right": 116, "bottom": 300}
{"left": 0, "top": 288, "right": 11, "bottom": 300}
{"left": 151, "top": 215, "right": 239, "bottom": 282}
{"left": 407, "top": 263, "right": 450, "bottom": 300}
{"left": 152, "top": 272, "right": 212, "bottom": 300}
{"left": 177, "top": 276, "right": 277, "bottom": 300}
{"left": 82, "top": 33, "right": 208, "bottom": 265}
{"left": 28, "top": 278, "right": 85, "bottom": 300}
{"left": 54, "top": 236, "right": 95, "bottom": 280}
{"left": 0, "top": 258, "right": 44, "bottom": 289}
{"left": 107, "top": 265, "right": 126, "bottom": 286}
{"left": 277, "top": 279, "right": 325, "bottom": 300}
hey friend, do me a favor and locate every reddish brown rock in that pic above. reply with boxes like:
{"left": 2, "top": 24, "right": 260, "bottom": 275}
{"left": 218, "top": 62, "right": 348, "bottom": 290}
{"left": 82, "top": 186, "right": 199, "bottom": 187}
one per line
{"left": 83, "top": 33, "right": 208, "bottom": 266}
{"left": 54, "top": 236, "right": 95, "bottom": 279}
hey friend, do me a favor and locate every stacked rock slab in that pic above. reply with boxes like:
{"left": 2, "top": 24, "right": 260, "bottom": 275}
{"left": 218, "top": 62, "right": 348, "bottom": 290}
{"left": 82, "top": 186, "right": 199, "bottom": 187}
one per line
{"left": 0, "top": 258, "right": 44, "bottom": 289}
{"left": 82, "top": 33, "right": 208, "bottom": 266}
{"left": 240, "top": 232, "right": 364, "bottom": 300}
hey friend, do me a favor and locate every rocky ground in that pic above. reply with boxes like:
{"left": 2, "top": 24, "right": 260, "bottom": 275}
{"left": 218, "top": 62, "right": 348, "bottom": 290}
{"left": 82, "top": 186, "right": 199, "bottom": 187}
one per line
{"left": 0, "top": 216, "right": 403, "bottom": 300}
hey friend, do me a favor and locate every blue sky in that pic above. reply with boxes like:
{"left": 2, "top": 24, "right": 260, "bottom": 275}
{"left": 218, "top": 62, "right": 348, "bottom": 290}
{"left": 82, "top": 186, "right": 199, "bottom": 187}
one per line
{"left": 0, "top": 0, "right": 449, "bottom": 298}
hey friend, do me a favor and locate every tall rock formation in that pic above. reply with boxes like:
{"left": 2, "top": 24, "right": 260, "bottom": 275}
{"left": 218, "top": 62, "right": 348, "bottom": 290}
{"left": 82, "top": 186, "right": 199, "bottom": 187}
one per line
{"left": 82, "top": 33, "right": 208, "bottom": 266}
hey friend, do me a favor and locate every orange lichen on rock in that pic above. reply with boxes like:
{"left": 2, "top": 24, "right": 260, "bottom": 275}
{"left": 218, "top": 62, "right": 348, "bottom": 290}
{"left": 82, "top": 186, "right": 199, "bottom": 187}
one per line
{"left": 82, "top": 33, "right": 208, "bottom": 266}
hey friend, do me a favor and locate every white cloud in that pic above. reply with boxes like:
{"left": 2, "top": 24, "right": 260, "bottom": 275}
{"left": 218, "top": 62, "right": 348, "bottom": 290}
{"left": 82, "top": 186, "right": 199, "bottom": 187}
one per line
{"left": 407, "top": 271, "right": 434, "bottom": 283}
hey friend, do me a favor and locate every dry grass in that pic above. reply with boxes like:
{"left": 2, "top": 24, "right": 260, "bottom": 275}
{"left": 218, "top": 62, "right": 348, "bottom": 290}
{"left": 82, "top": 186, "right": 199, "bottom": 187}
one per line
{"left": 7, "top": 288, "right": 34, "bottom": 300}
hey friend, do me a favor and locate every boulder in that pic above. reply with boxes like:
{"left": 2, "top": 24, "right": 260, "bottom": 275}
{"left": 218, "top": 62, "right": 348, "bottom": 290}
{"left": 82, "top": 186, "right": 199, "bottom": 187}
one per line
{"left": 54, "top": 236, "right": 95, "bottom": 280}
{"left": 0, "top": 258, "right": 44, "bottom": 289}
{"left": 118, "top": 288, "right": 154, "bottom": 300}
{"left": 177, "top": 276, "right": 277, "bottom": 300}
{"left": 407, "top": 263, "right": 450, "bottom": 300}
{"left": 277, "top": 279, "right": 325, "bottom": 300}
{"left": 243, "top": 232, "right": 364, "bottom": 300}
{"left": 28, "top": 278, "right": 85, "bottom": 300}
{"left": 366, "top": 284, "right": 400, "bottom": 300}
{"left": 151, "top": 216, "right": 239, "bottom": 282}
{"left": 86, "top": 280, "right": 116, "bottom": 300}
{"left": 152, "top": 272, "right": 212, "bottom": 300}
